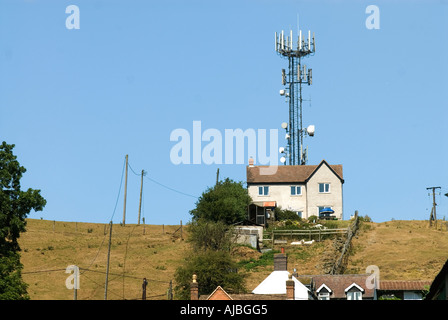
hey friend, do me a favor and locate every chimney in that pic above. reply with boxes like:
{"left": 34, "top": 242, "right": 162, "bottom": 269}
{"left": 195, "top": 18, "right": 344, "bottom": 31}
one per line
{"left": 286, "top": 273, "right": 295, "bottom": 300}
{"left": 190, "top": 274, "right": 199, "bottom": 300}
{"left": 248, "top": 157, "right": 254, "bottom": 167}
{"left": 274, "top": 252, "right": 287, "bottom": 271}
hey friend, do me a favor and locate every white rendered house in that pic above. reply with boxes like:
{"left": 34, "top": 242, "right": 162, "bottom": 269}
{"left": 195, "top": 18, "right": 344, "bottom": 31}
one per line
{"left": 246, "top": 159, "right": 344, "bottom": 224}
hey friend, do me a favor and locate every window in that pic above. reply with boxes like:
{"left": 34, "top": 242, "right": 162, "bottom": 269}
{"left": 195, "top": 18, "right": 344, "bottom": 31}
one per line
{"left": 318, "top": 292, "right": 330, "bottom": 300}
{"left": 345, "top": 283, "right": 364, "bottom": 300}
{"left": 290, "top": 186, "right": 302, "bottom": 196}
{"left": 404, "top": 291, "right": 423, "bottom": 300}
{"left": 296, "top": 211, "right": 303, "bottom": 218}
{"left": 258, "top": 186, "right": 269, "bottom": 196}
{"left": 316, "top": 284, "right": 332, "bottom": 300}
{"left": 346, "top": 291, "right": 362, "bottom": 300}
{"left": 319, "top": 183, "right": 330, "bottom": 193}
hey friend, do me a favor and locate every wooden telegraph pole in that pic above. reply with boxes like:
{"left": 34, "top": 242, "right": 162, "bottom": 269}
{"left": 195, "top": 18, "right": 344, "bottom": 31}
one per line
{"left": 138, "top": 170, "right": 145, "bottom": 225}
{"left": 122, "top": 154, "right": 128, "bottom": 226}
{"left": 427, "top": 186, "right": 441, "bottom": 228}
{"left": 104, "top": 221, "right": 113, "bottom": 300}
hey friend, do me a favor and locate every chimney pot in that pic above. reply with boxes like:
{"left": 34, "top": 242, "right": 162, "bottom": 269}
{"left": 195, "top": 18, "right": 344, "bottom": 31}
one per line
{"left": 248, "top": 158, "right": 254, "bottom": 167}
{"left": 190, "top": 274, "right": 199, "bottom": 300}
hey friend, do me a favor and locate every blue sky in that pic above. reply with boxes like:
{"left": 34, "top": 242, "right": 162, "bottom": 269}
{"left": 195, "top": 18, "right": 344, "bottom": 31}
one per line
{"left": 1, "top": 0, "right": 447, "bottom": 225}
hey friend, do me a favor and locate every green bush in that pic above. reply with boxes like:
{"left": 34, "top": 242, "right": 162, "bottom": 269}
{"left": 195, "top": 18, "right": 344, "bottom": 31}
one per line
{"left": 274, "top": 207, "right": 301, "bottom": 221}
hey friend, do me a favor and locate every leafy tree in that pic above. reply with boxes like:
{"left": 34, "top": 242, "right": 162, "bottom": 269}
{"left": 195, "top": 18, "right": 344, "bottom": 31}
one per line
{"left": 174, "top": 250, "right": 246, "bottom": 300}
{"left": 187, "top": 219, "right": 235, "bottom": 252}
{"left": 190, "top": 178, "right": 252, "bottom": 225}
{"left": 0, "top": 142, "right": 46, "bottom": 299}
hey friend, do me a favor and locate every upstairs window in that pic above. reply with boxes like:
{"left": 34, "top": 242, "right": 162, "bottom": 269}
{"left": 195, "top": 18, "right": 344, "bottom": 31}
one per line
{"left": 316, "top": 284, "right": 332, "bottom": 300}
{"left": 346, "top": 291, "right": 362, "bottom": 300}
{"left": 290, "top": 186, "right": 302, "bottom": 196}
{"left": 258, "top": 186, "right": 269, "bottom": 196}
{"left": 345, "top": 283, "right": 364, "bottom": 300}
{"left": 319, "top": 183, "right": 330, "bottom": 193}
{"left": 318, "top": 292, "right": 330, "bottom": 300}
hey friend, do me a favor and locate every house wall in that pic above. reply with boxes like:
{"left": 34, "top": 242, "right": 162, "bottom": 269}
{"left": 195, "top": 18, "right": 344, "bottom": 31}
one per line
{"left": 248, "top": 184, "right": 308, "bottom": 217}
{"left": 306, "top": 164, "right": 343, "bottom": 220}
{"left": 247, "top": 164, "right": 343, "bottom": 220}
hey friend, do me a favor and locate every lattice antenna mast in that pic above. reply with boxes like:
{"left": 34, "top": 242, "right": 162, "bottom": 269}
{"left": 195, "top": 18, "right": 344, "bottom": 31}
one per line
{"left": 276, "top": 28, "right": 315, "bottom": 165}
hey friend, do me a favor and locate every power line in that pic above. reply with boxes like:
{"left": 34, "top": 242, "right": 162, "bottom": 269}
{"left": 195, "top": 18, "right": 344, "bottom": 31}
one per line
{"left": 111, "top": 156, "right": 127, "bottom": 222}
{"left": 22, "top": 268, "right": 66, "bottom": 274}
{"left": 128, "top": 161, "right": 198, "bottom": 199}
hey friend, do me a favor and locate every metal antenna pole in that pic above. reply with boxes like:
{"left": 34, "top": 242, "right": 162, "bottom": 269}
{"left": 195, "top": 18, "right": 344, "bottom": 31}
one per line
{"left": 276, "top": 28, "right": 315, "bottom": 165}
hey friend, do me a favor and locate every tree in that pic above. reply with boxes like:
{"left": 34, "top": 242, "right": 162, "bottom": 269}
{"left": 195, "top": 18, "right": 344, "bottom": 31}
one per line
{"left": 0, "top": 142, "right": 46, "bottom": 299}
{"left": 187, "top": 219, "right": 235, "bottom": 252}
{"left": 174, "top": 250, "right": 246, "bottom": 300}
{"left": 190, "top": 178, "right": 252, "bottom": 225}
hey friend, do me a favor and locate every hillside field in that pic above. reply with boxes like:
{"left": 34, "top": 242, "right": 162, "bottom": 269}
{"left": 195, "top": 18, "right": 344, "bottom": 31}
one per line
{"left": 18, "top": 218, "right": 448, "bottom": 300}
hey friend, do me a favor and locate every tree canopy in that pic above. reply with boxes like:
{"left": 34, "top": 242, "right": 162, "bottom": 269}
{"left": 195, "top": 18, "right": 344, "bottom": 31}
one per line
{"left": 189, "top": 178, "right": 252, "bottom": 225}
{"left": 0, "top": 142, "right": 46, "bottom": 299}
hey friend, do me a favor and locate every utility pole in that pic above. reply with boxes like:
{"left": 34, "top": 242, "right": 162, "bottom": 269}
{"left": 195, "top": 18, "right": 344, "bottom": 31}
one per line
{"left": 427, "top": 187, "right": 441, "bottom": 228}
{"left": 123, "top": 154, "right": 128, "bottom": 226}
{"left": 138, "top": 170, "right": 146, "bottom": 225}
{"left": 104, "top": 221, "right": 113, "bottom": 300}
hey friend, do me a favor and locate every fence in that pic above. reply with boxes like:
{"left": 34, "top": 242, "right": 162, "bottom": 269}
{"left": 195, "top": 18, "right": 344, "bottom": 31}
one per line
{"left": 265, "top": 227, "right": 348, "bottom": 245}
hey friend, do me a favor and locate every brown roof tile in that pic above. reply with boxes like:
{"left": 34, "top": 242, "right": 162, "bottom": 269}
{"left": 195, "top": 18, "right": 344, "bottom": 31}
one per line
{"left": 246, "top": 160, "right": 343, "bottom": 184}
{"left": 379, "top": 280, "right": 432, "bottom": 291}
{"left": 312, "top": 274, "right": 374, "bottom": 299}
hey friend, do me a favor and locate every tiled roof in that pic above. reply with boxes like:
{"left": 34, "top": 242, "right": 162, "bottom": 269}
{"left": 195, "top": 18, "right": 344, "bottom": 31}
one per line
{"left": 312, "top": 274, "right": 374, "bottom": 299}
{"left": 199, "top": 293, "right": 287, "bottom": 300}
{"left": 379, "top": 280, "right": 432, "bottom": 291}
{"left": 246, "top": 159, "right": 343, "bottom": 184}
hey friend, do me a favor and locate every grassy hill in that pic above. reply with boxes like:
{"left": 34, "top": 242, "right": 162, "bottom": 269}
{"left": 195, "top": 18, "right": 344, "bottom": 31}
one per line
{"left": 18, "top": 218, "right": 448, "bottom": 300}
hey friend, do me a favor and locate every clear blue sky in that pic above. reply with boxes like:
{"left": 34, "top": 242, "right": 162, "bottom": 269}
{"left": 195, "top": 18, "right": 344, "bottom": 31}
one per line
{"left": 1, "top": 0, "right": 447, "bottom": 225}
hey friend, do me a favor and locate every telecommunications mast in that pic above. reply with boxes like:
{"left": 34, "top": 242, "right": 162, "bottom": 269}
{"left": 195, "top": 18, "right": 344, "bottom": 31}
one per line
{"left": 275, "top": 27, "right": 316, "bottom": 165}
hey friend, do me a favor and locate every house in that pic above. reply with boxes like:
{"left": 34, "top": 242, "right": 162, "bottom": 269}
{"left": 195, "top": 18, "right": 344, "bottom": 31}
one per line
{"left": 191, "top": 251, "right": 310, "bottom": 300}
{"left": 377, "top": 280, "right": 432, "bottom": 300}
{"left": 251, "top": 252, "right": 313, "bottom": 300}
{"left": 246, "top": 159, "right": 344, "bottom": 225}
{"left": 191, "top": 275, "right": 289, "bottom": 301}
{"left": 310, "top": 274, "right": 376, "bottom": 300}
{"left": 426, "top": 258, "right": 448, "bottom": 300}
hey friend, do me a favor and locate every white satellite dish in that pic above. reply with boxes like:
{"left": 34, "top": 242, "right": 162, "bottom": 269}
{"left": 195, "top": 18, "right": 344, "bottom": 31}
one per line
{"left": 280, "top": 156, "right": 286, "bottom": 163}
{"left": 281, "top": 122, "right": 288, "bottom": 129}
{"left": 285, "top": 133, "right": 290, "bottom": 139}
{"left": 306, "top": 125, "right": 315, "bottom": 136}
{"left": 279, "top": 147, "right": 285, "bottom": 153}
{"left": 279, "top": 89, "right": 286, "bottom": 96}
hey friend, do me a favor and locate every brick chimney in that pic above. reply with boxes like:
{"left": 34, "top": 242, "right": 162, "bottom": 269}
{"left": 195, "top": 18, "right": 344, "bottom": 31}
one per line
{"left": 274, "top": 252, "right": 287, "bottom": 271}
{"left": 248, "top": 157, "right": 254, "bottom": 167}
{"left": 190, "top": 274, "right": 199, "bottom": 300}
{"left": 286, "top": 273, "right": 295, "bottom": 300}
